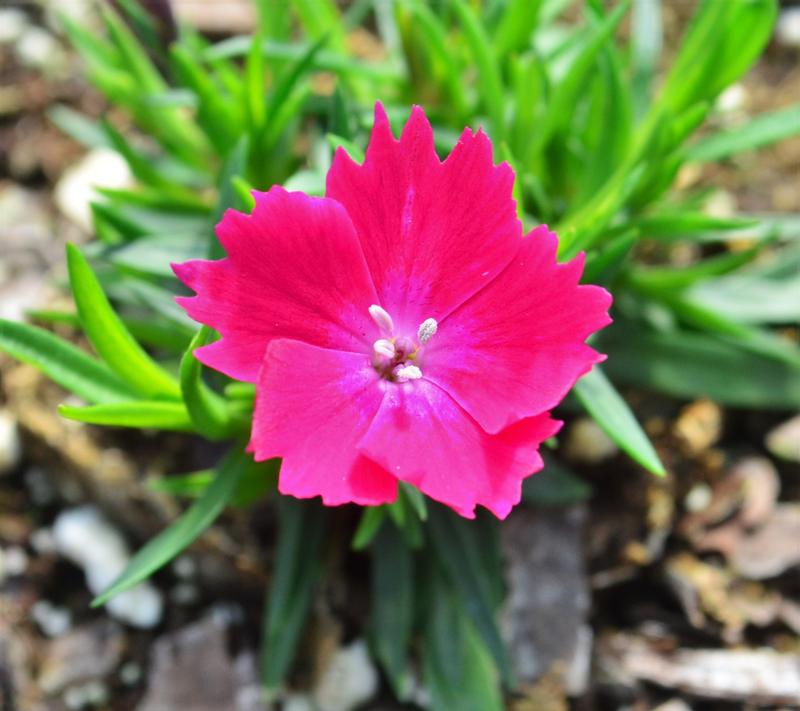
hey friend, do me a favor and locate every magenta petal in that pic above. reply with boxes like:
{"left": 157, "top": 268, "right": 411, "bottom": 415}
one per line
{"left": 423, "top": 226, "right": 612, "bottom": 434}
{"left": 249, "top": 339, "right": 397, "bottom": 507}
{"left": 173, "top": 187, "right": 378, "bottom": 382}
{"left": 359, "top": 380, "right": 560, "bottom": 519}
{"left": 326, "top": 104, "right": 521, "bottom": 331}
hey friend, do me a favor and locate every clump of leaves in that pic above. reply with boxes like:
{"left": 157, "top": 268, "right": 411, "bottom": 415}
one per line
{"left": 2, "top": 0, "right": 799, "bottom": 707}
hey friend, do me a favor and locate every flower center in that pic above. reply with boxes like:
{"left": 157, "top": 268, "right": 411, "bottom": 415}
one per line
{"left": 368, "top": 305, "right": 437, "bottom": 383}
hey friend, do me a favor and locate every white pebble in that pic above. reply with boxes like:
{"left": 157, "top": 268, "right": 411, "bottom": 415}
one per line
{"left": 684, "top": 483, "right": 713, "bottom": 513}
{"left": 563, "top": 417, "right": 618, "bottom": 464}
{"left": 31, "top": 600, "right": 72, "bottom": 637}
{"left": 313, "top": 639, "right": 379, "bottom": 711}
{"left": 119, "top": 661, "right": 142, "bottom": 686}
{"left": 14, "top": 26, "right": 64, "bottom": 72}
{"left": 0, "top": 9, "right": 28, "bottom": 44}
{"left": 0, "top": 410, "right": 21, "bottom": 476}
{"left": 30, "top": 527, "right": 57, "bottom": 555}
{"left": 2, "top": 545, "right": 29, "bottom": 577}
{"left": 52, "top": 507, "right": 163, "bottom": 628}
{"left": 776, "top": 8, "right": 800, "bottom": 48}
{"left": 54, "top": 149, "right": 132, "bottom": 233}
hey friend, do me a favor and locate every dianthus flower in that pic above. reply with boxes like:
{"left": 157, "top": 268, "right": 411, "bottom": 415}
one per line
{"left": 173, "top": 104, "right": 611, "bottom": 519}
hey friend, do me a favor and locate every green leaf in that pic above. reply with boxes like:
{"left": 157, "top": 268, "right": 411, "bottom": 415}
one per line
{"left": 66, "top": 244, "right": 180, "bottom": 399}
{"left": 59, "top": 400, "right": 194, "bottom": 431}
{"left": 533, "top": 0, "right": 630, "bottom": 153}
{"left": 426, "top": 506, "right": 514, "bottom": 687}
{"left": 291, "top": 0, "right": 346, "bottom": 53}
{"left": 147, "top": 470, "right": 214, "bottom": 497}
{"left": 626, "top": 244, "right": 762, "bottom": 291}
{"left": 422, "top": 565, "right": 504, "bottom": 711}
{"left": 48, "top": 105, "right": 111, "bottom": 149}
{"left": 632, "top": 211, "right": 758, "bottom": 242}
{"left": 573, "top": 366, "right": 665, "bottom": 475}
{"left": 689, "top": 271, "right": 800, "bottom": 325}
{"left": 108, "top": 232, "right": 207, "bottom": 278}
{"left": 663, "top": 294, "right": 800, "bottom": 368}
{"left": 149, "top": 459, "right": 278, "bottom": 507}
{"left": 92, "top": 446, "right": 251, "bottom": 606}
{"left": 180, "top": 327, "right": 241, "bottom": 440}
{"left": 687, "top": 104, "right": 800, "bottom": 163}
{"left": 101, "top": 5, "right": 166, "bottom": 94}
{"left": 351, "top": 506, "right": 387, "bottom": 550}
{"left": 600, "top": 325, "right": 800, "bottom": 410}
{"left": 369, "top": 521, "right": 413, "bottom": 698}
{"left": 262, "top": 497, "right": 327, "bottom": 689}
{"left": 522, "top": 454, "right": 592, "bottom": 506}
{"left": 326, "top": 133, "right": 365, "bottom": 163}
{"left": 399, "top": 1, "right": 469, "bottom": 121}
{"left": 0, "top": 320, "right": 137, "bottom": 404}
{"left": 492, "top": 0, "right": 543, "bottom": 57}
{"left": 658, "top": 0, "right": 776, "bottom": 114}
{"left": 450, "top": 0, "right": 506, "bottom": 140}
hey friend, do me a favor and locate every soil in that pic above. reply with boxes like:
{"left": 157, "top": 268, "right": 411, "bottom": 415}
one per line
{"left": 1, "top": 3, "right": 799, "bottom": 710}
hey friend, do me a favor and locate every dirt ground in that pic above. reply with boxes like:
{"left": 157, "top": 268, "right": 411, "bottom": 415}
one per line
{"left": 1, "top": 2, "right": 799, "bottom": 710}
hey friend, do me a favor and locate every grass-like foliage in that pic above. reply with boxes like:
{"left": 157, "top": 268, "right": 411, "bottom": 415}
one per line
{"left": 2, "top": 0, "right": 799, "bottom": 705}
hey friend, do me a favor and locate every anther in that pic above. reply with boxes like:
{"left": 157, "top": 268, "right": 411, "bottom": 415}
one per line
{"left": 373, "top": 339, "right": 396, "bottom": 359}
{"left": 417, "top": 317, "right": 438, "bottom": 344}
{"left": 394, "top": 364, "right": 422, "bottom": 382}
{"left": 368, "top": 304, "right": 394, "bottom": 335}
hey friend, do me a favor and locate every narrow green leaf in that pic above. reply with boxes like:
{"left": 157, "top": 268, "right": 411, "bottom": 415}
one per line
{"left": 291, "top": 0, "right": 346, "bottom": 53}
{"left": 627, "top": 245, "right": 762, "bottom": 291}
{"left": 262, "top": 497, "right": 327, "bottom": 689}
{"left": 687, "top": 104, "right": 800, "bottom": 163}
{"left": 450, "top": 0, "right": 506, "bottom": 140}
{"left": 533, "top": 0, "right": 630, "bottom": 152}
{"left": 522, "top": 454, "right": 592, "bottom": 506}
{"left": 66, "top": 244, "right": 180, "bottom": 399}
{"left": 59, "top": 400, "right": 194, "bottom": 431}
{"left": 101, "top": 5, "right": 166, "bottom": 94}
{"left": 369, "top": 521, "right": 413, "bottom": 698}
{"left": 422, "top": 566, "right": 504, "bottom": 711}
{"left": 492, "top": 0, "right": 543, "bottom": 57}
{"left": 664, "top": 294, "right": 800, "bottom": 368}
{"left": 600, "top": 325, "right": 800, "bottom": 409}
{"left": 0, "top": 320, "right": 137, "bottom": 404}
{"left": 92, "top": 446, "right": 251, "bottom": 606}
{"left": 48, "top": 105, "right": 112, "bottom": 149}
{"left": 632, "top": 212, "right": 758, "bottom": 242}
{"left": 573, "top": 367, "right": 665, "bottom": 475}
{"left": 689, "top": 271, "right": 800, "bottom": 325}
{"left": 327, "top": 133, "right": 365, "bottom": 163}
{"left": 399, "top": 1, "right": 470, "bottom": 121}
{"left": 180, "top": 327, "right": 240, "bottom": 440}
{"left": 147, "top": 470, "right": 213, "bottom": 497}
{"left": 351, "top": 506, "right": 387, "bottom": 550}
{"left": 109, "top": 232, "right": 208, "bottom": 278}
{"left": 427, "top": 506, "right": 514, "bottom": 687}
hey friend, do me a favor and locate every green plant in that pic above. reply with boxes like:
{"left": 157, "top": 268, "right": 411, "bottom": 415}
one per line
{"left": 2, "top": 0, "right": 799, "bottom": 706}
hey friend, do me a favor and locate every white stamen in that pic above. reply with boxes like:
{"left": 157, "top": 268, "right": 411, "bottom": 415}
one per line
{"left": 373, "top": 339, "right": 396, "bottom": 359}
{"left": 394, "top": 364, "right": 422, "bottom": 382}
{"left": 417, "top": 317, "right": 438, "bottom": 344}
{"left": 368, "top": 304, "right": 394, "bottom": 334}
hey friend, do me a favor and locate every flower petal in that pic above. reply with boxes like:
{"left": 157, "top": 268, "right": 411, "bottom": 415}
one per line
{"left": 422, "top": 226, "right": 612, "bottom": 434}
{"left": 359, "top": 380, "right": 560, "bottom": 519}
{"left": 173, "top": 187, "right": 378, "bottom": 382}
{"left": 326, "top": 103, "right": 521, "bottom": 331}
{"left": 249, "top": 339, "right": 397, "bottom": 506}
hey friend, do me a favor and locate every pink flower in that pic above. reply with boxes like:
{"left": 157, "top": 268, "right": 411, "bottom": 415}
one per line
{"left": 173, "top": 104, "right": 611, "bottom": 519}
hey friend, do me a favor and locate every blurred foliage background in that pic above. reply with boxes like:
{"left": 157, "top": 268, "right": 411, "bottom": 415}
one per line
{"left": 0, "top": 0, "right": 799, "bottom": 709}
